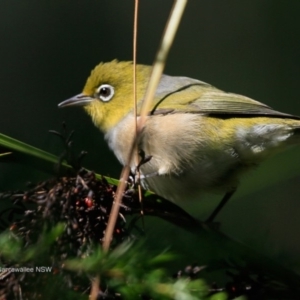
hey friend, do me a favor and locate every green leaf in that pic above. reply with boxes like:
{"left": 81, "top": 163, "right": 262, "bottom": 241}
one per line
{"left": 0, "top": 132, "right": 119, "bottom": 185}
{"left": 0, "top": 231, "right": 23, "bottom": 260}
{"left": 148, "top": 251, "right": 177, "bottom": 266}
{"left": 209, "top": 292, "right": 229, "bottom": 300}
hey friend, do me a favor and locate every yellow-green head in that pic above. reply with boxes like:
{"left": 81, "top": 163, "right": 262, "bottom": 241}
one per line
{"left": 59, "top": 60, "right": 151, "bottom": 132}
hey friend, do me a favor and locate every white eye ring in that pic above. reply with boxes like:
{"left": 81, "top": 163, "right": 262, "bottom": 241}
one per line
{"left": 96, "top": 84, "right": 114, "bottom": 102}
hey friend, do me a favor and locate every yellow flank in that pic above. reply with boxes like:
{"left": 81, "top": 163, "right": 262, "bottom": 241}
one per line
{"left": 59, "top": 60, "right": 300, "bottom": 206}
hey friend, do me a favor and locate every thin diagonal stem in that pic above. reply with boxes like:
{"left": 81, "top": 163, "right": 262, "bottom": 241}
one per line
{"left": 102, "top": 0, "right": 188, "bottom": 251}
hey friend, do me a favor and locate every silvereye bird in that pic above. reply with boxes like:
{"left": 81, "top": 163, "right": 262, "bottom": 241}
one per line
{"left": 59, "top": 60, "right": 300, "bottom": 221}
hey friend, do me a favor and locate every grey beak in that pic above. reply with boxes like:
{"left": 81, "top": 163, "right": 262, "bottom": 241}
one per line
{"left": 58, "top": 93, "right": 94, "bottom": 108}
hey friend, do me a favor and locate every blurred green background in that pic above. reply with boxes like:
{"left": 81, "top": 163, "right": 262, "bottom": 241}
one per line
{"left": 1, "top": 0, "right": 300, "bottom": 277}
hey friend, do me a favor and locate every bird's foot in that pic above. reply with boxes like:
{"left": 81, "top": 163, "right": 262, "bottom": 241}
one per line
{"left": 136, "top": 149, "right": 152, "bottom": 171}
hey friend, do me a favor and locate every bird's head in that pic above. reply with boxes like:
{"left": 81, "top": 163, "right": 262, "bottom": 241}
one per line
{"left": 59, "top": 60, "right": 151, "bottom": 132}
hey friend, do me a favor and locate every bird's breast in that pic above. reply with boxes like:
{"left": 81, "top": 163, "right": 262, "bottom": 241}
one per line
{"left": 105, "top": 113, "right": 244, "bottom": 202}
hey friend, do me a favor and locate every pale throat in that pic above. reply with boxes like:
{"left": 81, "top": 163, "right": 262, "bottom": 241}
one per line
{"left": 104, "top": 113, "right": 137, "bottom": 167}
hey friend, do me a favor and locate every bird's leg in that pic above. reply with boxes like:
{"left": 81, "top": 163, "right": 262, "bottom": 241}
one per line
{"left": 205, "top": 188, "right": 236, "bottom": 223}
{"left": 136, "top": 149, "right": 152, "bottom": 171}
{"left": 136, "top": 149, "right": 156, "bottom": 179}
{"left": 131, "top": 149, "right": 154, "bottom": 185}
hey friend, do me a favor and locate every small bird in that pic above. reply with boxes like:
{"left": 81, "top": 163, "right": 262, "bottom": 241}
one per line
{"left": 59, "top": 60, "right": 300, "bottom": 221}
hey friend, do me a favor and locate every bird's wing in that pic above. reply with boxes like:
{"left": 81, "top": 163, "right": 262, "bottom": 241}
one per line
{"left": 150, "top": 74, "right": 299, "bottom": 119}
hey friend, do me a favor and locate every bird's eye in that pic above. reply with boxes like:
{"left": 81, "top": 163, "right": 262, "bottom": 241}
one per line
{"left": 96, "top": 84, "right": 114, "bottom": 102}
